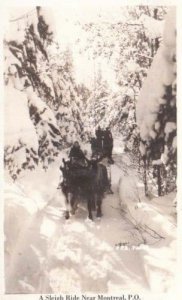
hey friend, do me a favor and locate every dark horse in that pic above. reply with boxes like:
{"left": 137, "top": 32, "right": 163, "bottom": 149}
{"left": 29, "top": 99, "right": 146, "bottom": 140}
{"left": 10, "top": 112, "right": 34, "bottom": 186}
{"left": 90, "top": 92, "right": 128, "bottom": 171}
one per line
{"left": 60, "top": 158, "right": 110, "bottom": 220}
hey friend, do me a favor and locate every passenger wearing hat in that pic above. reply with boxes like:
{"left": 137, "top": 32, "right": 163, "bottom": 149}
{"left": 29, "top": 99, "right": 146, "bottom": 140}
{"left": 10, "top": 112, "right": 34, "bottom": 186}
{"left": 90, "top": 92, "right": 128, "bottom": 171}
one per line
{"left": 103, "top": 127, "right": 114, "bottom": 164}
{"left": 69, "top": 141, "right": 87, "bottom": 167}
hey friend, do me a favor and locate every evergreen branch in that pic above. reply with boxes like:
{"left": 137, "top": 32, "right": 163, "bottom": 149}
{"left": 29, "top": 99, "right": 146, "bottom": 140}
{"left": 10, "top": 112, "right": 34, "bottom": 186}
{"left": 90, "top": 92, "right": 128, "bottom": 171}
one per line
{"left": 126, "top": 23, "right": 144, "bottom": 27}
{"left": 136, "top": 53, "right": 153, "bottom": 60}
{"left": 9, "top": 9, "right": 36, "bottom": 22}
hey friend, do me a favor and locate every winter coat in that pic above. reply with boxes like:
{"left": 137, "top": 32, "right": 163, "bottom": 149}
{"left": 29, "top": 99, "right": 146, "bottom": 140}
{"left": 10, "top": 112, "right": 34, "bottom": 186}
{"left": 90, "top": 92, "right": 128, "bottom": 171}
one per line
{"left": 103, "top": 130, "right": 113, "bottom": 148}
{"left": 69, "top": 146, "right": 85, "bottom": 160}
{"left": 96, "top": 128, "right": 103, "bottom": 140}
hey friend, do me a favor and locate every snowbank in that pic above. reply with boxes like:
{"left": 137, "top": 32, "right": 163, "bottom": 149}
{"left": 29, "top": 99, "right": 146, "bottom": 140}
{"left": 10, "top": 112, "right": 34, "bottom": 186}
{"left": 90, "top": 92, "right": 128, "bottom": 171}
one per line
{"left": 119, "top": 174, "right": 176, "bottom": 238}
{"left": 118, "top": 173, "right": 176, "bottom": 292}
{"left": 4, "top": 154, "right": 67, "bottom": 293}
{"left": 4, "top": 181, "right": 38, "bottom": 266}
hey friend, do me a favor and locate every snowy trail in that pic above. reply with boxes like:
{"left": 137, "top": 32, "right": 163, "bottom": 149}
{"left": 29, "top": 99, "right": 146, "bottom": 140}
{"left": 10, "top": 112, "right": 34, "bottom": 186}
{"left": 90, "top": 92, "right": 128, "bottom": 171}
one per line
{"left": 5, "top": 160, "right": 150, "bottom": 294}
{"left": 43, "top": 164, "right": 150, "bottom": 293}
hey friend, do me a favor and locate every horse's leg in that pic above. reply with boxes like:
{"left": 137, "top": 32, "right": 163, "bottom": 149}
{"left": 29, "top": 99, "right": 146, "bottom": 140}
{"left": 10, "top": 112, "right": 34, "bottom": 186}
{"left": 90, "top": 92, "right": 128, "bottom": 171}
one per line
{"left": 96, "top": 192, "right": 102, "bottom": 218}
{"left": 71, "top": 197, "right": 79, "bottom": 215}
{"left": 72, "top": 197, "right": 78, "bottom": 214}
{"left": 74, "top": 187, "right": 81, "bottom": 213}
{"left": 65, "top": 193, "right": 71, "bottom": 219}
{"left": 70, "top": 192, "right": 76, "bottom": 215}
{"left": 92, "top": 194, "right": 96, "bottom": 211}
{"left": 65, "top": 210, "right": 70, "bottom": 219}
{"left": 87, "top": 193, "right": 93, "bottom": 220}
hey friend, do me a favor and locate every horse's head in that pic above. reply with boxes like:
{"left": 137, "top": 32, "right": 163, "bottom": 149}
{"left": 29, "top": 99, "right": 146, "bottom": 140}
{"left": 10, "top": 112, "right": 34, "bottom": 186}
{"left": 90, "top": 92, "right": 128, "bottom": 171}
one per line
{"left": 60, "top": 159, "right": 71, "bottom": 183}
{"left": 90, "top": 137, "right": 96, "bottom": 145}
{"left": 88, "top": 158, "right": 99, "bottom": 171}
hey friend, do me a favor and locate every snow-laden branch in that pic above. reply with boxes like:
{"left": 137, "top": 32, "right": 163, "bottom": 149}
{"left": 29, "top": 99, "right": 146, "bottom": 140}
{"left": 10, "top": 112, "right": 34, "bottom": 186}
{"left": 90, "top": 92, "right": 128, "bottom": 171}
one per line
{"left": 136, "top": 53, "right": 153, "bottom": 60}
{"left": 9, "top": 9, "right": 36, "bottom": 22}
{"left": 136, "top": 8, "right": 176, "bottom": 142}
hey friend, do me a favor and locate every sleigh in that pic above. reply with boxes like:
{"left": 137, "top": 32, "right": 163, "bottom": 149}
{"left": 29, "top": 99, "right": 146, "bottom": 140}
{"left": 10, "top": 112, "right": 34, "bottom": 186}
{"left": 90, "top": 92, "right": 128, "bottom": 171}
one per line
{"left": 59, "top": 157, "right": 112, "bottom": 220}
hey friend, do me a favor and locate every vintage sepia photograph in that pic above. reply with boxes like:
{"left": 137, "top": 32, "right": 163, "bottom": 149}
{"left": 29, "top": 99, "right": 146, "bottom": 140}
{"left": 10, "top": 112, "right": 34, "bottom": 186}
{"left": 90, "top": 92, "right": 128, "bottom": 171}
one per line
{"left": 2, "top": 1, "right": 177, "bottom": 298}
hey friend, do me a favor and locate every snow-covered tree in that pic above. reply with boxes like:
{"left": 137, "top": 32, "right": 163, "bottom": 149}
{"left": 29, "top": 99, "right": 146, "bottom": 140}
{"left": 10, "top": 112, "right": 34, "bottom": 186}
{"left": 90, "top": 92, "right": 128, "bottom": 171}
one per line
{"left": 4, "top": 57, "right": 39, "bottom": 180}
{"left": 137, "top": 8, "right": 176, "bottom": 195}
{"left": 4, "top": 6, "right": 90, "bottom": 178}
{"left": 78, "top": 6, "right": 167, "bottom": 153}
{"left": 51, "top": 47, "right": 86, "bottom": 144}
{"left": 85, "top": 68, "right": 112, "bottom": 129}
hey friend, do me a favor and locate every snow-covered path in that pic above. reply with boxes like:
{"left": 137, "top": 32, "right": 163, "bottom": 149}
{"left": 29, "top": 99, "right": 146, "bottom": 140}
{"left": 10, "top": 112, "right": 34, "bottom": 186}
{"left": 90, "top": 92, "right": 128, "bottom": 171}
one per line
{"left": 43, "top": 163, "right": 150, "bottom": 294}
{"left": 5, "top": 159, "right": 151, "bottom": 294}
{"left": 4, "top": 153, "right": 176, "bottom": 294}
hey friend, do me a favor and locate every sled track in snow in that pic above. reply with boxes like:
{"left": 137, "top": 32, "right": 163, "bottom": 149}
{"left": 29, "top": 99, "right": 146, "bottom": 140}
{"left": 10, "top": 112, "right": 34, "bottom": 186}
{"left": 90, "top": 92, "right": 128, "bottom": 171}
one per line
{"left": 5, "top": 155, "right": 152, "bottom": 293}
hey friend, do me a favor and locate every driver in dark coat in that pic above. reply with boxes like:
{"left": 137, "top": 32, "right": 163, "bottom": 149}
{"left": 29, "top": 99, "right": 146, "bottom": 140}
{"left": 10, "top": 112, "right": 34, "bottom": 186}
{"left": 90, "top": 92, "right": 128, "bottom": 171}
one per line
{"left": 69, "top": 141, "right": 87, "bottom": 167}
{"left": 95, "top": 126, "right": 103, "bottom": 153}
{"left": 103, "top": 127, "right": 114, "bottom": 164}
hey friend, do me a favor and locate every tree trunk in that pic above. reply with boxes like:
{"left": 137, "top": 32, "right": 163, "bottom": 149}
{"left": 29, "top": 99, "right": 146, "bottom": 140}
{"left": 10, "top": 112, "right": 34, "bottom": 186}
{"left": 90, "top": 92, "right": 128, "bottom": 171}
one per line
{"left": 143, "top": 157, "right": 148, "bottom": 196}
{"left": 156, "top": 165, "right": 162, "bottom": 196}
{"left": 154, "top": 8, "right": 160, "bottom": 54}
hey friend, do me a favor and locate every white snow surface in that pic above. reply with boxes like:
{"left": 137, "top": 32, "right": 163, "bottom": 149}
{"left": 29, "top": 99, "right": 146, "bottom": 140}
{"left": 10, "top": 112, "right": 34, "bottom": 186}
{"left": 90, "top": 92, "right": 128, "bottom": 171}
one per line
{"left": 26, "top": 86, "right": 58, "bottom": 127}
{"left": 139, "top": 14, "right": 164, "bottom": 40}
{"left": 4, "top": 145, "right": 176, "bottom": 294}
{"left": 4, "top": 85, "right": 38, "bottom": 150}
